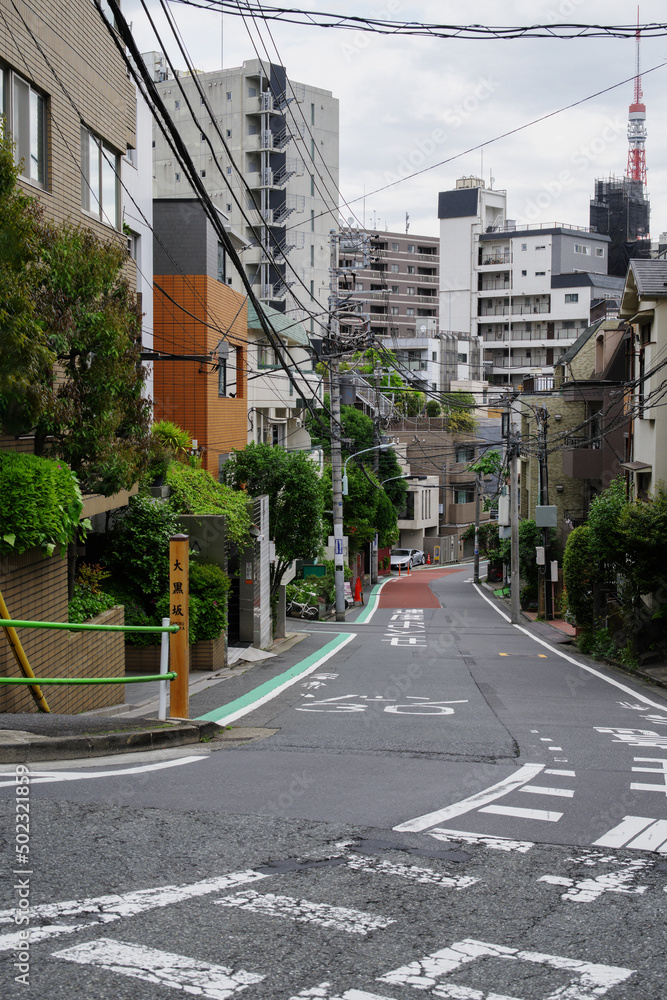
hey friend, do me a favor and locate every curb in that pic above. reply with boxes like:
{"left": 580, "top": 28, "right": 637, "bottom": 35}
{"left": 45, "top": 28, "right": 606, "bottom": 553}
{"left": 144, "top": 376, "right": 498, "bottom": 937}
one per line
{"left": 0, "top": 720, "right": 219, "bottom": 764}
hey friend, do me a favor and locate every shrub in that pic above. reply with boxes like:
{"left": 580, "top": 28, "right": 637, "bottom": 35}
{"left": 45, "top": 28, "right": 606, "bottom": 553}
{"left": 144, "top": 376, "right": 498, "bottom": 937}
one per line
{"left": 425, "top": 399, "right": 441, "bottom": 417}
{"left": 0, "top": 451, "right": 86, "bottom": 557}
{"left": 68, "top": 586, "right": 117, "bottom": 624}
{"left": 166, "top": 462, "right": 252, "bottom": 546}
{"left": 104, "top": 494, "right": 184, "bottom": 596}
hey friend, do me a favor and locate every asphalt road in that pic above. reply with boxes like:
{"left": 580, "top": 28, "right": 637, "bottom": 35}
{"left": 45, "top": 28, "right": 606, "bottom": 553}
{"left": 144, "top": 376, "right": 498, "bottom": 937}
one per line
{"left": 1, "top": 566, "right": 666, "bottom": 998}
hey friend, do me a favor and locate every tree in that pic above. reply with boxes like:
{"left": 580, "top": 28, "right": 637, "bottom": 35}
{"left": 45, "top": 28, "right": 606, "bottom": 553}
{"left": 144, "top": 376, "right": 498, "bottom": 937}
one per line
{"left": 0, "top": 129, "right": 151, "bottom": 496}
{"left": 221, "top": 442, "right": 324, "bottom": 595}
{"left": 562, "top": 524, "right": 596, "bottom": 631}
{"left": 442, "top": 392, "right": 478, "bottom": 432}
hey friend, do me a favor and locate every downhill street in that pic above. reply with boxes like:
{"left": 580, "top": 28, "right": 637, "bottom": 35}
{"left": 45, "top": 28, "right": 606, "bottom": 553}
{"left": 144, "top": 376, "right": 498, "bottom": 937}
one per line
{"left": 1, "top": 566, "right": 666, "bottom": 998}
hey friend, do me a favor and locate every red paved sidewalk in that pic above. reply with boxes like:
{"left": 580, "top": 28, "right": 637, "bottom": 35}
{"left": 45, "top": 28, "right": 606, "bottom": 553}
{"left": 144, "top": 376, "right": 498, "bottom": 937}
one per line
{"left": 522, "top": 611, "right": 576, "bottom": 638}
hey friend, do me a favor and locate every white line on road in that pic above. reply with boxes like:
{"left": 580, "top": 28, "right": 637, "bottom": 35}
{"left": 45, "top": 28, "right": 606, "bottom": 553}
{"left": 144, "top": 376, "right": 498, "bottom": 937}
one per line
{"left": 0, "top": 870, "right": 271, "bottom": 951}
{"left": 519, "top": 785, "right": 575, "bottom": 798}
{"left": 545, "top": 769, "right": 576, "bottom": 776}
{"left": 473, "top": 583, "right": 667, "bottom": 711}
{"left": 479, "top": 804, "right": 563, "bottom": 822}
{"left": 53, "top": 938, "right": 264, "bottom": 999}
{"left": 428, "top": 828, "right": 534, "bottom": 853}
{"left": 290, "top": 985, "right": 395, "bottom": 1000}
{"left": 592, "top": 816, "right": 658, "bottom": 849}
{"left": 214, "top": 890, "right": 394, "bottom": 936}
{"left": 344, "top": 854, "right": 478, "bottom": 890}
{"left": 378, "top": 937, "right": 635, "bottom": 996}
{"left": 393, "top": 763, "right": 545, "bottom": 833}
{"left": 539, "top": 859, "right": 650, "bottom": 903}
{"left": 0, "top": 754, "right": 207, "bottom": 788}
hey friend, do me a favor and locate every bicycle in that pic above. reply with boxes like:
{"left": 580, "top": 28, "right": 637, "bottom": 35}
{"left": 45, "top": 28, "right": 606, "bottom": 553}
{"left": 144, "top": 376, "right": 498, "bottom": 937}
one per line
{"left": 286, "top": 592, "right": 319, "bottom": 620}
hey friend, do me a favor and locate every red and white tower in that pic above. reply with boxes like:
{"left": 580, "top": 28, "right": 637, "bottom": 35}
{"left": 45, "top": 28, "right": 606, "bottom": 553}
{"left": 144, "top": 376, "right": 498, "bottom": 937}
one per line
{"left": 626, "top": 12, "right": 647, "bottom": 185}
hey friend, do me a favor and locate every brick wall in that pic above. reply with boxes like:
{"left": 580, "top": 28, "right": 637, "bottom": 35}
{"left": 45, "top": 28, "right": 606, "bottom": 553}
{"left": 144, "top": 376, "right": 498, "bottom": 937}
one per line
{"left": 0, "top": 549, "right": 124, "bottom": 714}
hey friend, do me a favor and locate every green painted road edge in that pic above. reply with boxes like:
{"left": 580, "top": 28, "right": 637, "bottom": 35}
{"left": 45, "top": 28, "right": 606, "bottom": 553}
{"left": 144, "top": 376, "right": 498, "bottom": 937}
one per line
{"left": 354, "top": 576, "right": 397, "bottom": 625}
{"left": 195, "top": 632, "right": 356, "bottom": 726}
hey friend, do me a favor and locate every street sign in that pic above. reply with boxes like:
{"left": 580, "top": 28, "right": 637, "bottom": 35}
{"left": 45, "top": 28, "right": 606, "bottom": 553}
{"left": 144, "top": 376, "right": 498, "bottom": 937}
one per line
{"left": 335, "top": 538, "right": 344, "bottom": 556}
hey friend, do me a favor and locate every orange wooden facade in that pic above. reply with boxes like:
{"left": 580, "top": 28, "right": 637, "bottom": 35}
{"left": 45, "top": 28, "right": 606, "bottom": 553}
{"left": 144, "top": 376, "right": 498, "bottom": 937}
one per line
{"left": 153, "top": 276, "right": 248, "bottom": 478}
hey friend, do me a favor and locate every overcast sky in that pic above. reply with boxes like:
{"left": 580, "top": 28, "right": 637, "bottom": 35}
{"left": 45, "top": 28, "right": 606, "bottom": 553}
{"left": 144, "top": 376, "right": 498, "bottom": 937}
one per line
{"left": 125, "top": 1, "right": 667, "bottom": 239}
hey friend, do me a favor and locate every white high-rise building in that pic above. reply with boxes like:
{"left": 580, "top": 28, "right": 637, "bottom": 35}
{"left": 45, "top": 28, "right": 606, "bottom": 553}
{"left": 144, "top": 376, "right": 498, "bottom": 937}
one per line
{"left": 148, "top": 55, "right": 339, "bottom": 331}
{"left": 438, "top": 177, "right": 624, "bottom": 389}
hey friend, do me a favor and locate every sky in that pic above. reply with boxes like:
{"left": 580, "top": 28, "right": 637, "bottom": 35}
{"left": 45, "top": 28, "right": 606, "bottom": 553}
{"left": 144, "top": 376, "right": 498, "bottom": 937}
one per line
{"left": 124, "top": 1, "right": 667, "bottom": 240}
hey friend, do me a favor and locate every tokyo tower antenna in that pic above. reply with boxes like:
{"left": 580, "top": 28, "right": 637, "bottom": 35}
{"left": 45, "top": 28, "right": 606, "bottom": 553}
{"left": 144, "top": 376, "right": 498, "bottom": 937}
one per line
{"left": 626, "top": 8, "right": 647, "bottom": 185}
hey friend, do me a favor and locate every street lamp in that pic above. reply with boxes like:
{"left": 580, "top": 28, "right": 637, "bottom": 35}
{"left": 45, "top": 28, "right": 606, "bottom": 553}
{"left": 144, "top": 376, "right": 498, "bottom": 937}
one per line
{"left": 342, "top": 442, "right": 392, "bottom": 495}
{"left": 380, "top": 474, "right": 428, "bottom": 486}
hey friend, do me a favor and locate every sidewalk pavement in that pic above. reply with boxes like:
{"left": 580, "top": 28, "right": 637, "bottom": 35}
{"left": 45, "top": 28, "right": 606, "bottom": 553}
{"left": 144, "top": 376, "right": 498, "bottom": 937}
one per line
{"left": 0, "top": 631, "right": 308, "bottom": 765}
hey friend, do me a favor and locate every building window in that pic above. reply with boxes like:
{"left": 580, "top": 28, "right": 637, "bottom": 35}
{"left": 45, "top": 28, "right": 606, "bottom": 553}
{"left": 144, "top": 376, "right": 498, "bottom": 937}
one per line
{"left": 218, "top": 359, "right": 227, "bottom": 397}
{"left": 311, "top": 209, "right": 315, "bottom": 232}
{"left": 248, "top": 86, "right": 257, "bottom": 97}
{"left": 311, "top": 102, "right": 315, "bottom": 125}
{"left": 406, "top": 307, "right": 415, "bottom": 317}
{"left": 457, "top": 353, "right": 467, "bottom": 363}
{"left": 407, "top": 265, "right": 415, "bottom": 274}
{"left": 456, "top": 446, "right": 475, "bottom": 463}
{"left": 80, "top": 126, "right": 119, "bottom": 228}
{"left": 175, "top": 172, "right": 181, "bottom": 182}
{"left": 391, "top": 242, "right": 400, "bottom": 251}
{"left": 390, "top": 264, "right": 399, "bottom": 273}
{"left": 455, "top": 488, "right": 475, "bottom": 504}
{"left": 310, "top": 244, "right": 314, "bottom": 267}
{"left": 595, "top": 247, "right": 605, "bottom": 257}
{"left": 310, "top": 174, "right": 315, "bottom": 196}
{"left": 390, "top": 306, "right": 399, "bottom": 315}
{"left": 390, "top": 284, "right": 399, "bottom": 293}
{"left": 175, "top": 100, "right": 180, "bottom": 109}
{"left": 226, "top": 129, "right": 232, "bottom": 138}
{"left": 406, "top": 286, "right": 415, "bottom": 295}
{"left": 248, "top": 123, "right": 258, "bottom": 135}
{"left": 201, "top": 169, "right": 206, "bottom": 177}
{"left": 407, "top": 244, "right": 415, "bottom": 253}
{"left": 217, "top": 243, "right": 226, "bottom": 283}
{"left": 226, "top": 91, "right": 232, "bottom": 101}
{"left": 152, "top": 140, "right": 156, "bottom": 148}
{"left": 574, "top": 244, "right": 591, "bottom": 255}
{"left": 521, "top": 243, "right": 527, "bottom": 251}
{"left": 1, "top": 70, "right": 47, "bottom": 186}
{"left": 535, "top": 271, "right": 545, "bottom": 276}
{"left": 226, "top": 203, "right": 232, "bottom": 212}
{"left": 432, "top": 352, "right": 437, "bottom": 362}
{"left": 521, "top": 269, "right": 527, "bottom": 276}
{"left": 535, "top": 245, "right": 545, "bottom": 250}
{"left": 226, "top": 166, "right": 232, "bottom": 174}
{"left": 564, "top": 293, "right": 579, "bottom": 303}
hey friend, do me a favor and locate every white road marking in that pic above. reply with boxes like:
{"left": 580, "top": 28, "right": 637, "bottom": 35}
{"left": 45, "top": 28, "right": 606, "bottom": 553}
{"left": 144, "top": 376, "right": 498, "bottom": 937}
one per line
{"left": 290, "top": 985, "right": 394, "bottom": 1000}
{"left": 393, "top": 763, "right": 545, "bottom": 833}
{"left": 215, "top": 890, "right": 394, "bottom": 936}
{"left": 428, "top": 828, "right": 534, "bottom": 853}
{"left": 0, "top": 870, "right": 270, "bottom": 952}
{"left": 631, "top": 757, "right": 667, "bottom": 795}
{"left": 378, "top": 937, "right": 635, "bottom": 997}
{"left": 592, "top": 815, "right": 667, "bottom": 851}
{"left": 0, "top": 755, "right": 207, "bottom": 788}
{"left": 539, "top": 858, "right": 650, "bottom": 903}
{"left": 548, "top": 746, "right": 564, "bottom": 751}
{"left": 344, "top": 854, "right": 478, "bottom": 890}
{"left": 479, "top": 805, "right": 563, "bottom": 822}
{"left": 540, "top": 738, "right": 553, "bottom": 742}
{"left": 545, "top": 769, "right": 576, "bottom": 776}
{"left": 519, "top": 785, "right": 575, "bottom": 798}
{"left": 53, "top": 938, "right": 264, "bottom": 998}
{"left": 596, "top": 727, "right": 667, "bottom": 749}
{"left": 473, "top": 583, "right": 667, "bottom": 710}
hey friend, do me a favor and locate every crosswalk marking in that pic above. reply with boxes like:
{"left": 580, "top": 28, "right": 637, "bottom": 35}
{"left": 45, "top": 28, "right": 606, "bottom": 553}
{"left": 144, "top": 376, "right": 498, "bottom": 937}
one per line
{"left": 519, "top": 785, "right": 574, "bottom": 798}
{"left": 630, "top": 757, "right": 667, "bottom": 795}
{"left": 291, "top": 986, "right": 394, "bottom": 1000}
{"left": 545, "top": 769, "right": 575, "bottom": 776}
{"left": 214, "top": 891, "right": 395, "bottom": 935}
{"left": 538, "top": 858, "right": 650, "bottom": 903}
{"left": 593, "top": 815, "right": 667, "bottom": 851}
{"left": 378, "top": 938, "right": 635, "bottom": 997}
{"left": 479, "top": 805, "right": 563, "bottom": 822}
{"left": 53, "top": 938, "right": 264, "bottom": 998}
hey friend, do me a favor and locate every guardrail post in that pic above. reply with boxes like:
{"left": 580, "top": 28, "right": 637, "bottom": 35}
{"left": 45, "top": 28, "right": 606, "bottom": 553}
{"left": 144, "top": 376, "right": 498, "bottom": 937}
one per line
{"left": 158, "top": 617, "right": 170, "bottom": 721}
{"left": 169, "top": 534, "right": 189, "bottom": 719}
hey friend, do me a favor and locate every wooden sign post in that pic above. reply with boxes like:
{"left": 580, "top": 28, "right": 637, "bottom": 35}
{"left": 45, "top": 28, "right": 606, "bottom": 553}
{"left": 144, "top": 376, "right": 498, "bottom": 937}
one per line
{"left": 169, "top": 534, "right": 189, "bottom": 719}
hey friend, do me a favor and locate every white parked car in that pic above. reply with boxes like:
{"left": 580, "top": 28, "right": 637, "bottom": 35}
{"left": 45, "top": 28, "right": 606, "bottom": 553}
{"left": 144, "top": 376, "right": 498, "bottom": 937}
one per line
{"left": 390, "top": 548, "right": 414, "bottom": 570}
{"left": 410, "top": 548, "right": 425, "bottom": 566}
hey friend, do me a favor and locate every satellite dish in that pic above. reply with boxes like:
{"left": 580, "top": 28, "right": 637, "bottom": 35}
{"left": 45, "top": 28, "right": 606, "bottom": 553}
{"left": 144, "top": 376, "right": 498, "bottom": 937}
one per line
{"left": 347, "top": 217, "right": 354, "bottom": 226}
{"left": 419, "top": 325, "right": 427, "bottom": 334}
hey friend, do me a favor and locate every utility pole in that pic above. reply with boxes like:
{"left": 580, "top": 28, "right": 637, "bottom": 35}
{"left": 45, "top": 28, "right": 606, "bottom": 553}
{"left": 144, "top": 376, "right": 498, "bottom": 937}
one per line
{"left": 473, "top": 471, "right": 481, "bottom": 585}
{"left": 536, "top": 405, "right": 552, "bottom": 620}
{"left": 328, "top": 230, "right": 346, "bottom": 622}
{"left": 510, "top": 431, "right": 520, "bottom": 625}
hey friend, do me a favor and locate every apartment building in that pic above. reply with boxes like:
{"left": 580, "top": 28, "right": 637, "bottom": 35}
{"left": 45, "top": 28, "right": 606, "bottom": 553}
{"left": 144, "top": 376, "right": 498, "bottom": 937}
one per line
{"left": 148, "top": 54, "right": 339, "bottom": 331}
{"left": 438, "top": 177, "right": 624, "bottom": 390}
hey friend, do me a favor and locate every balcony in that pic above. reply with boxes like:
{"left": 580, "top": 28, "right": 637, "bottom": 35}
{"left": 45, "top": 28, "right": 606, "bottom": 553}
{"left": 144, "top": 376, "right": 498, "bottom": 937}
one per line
{"left": 562, "top": 438, "right": 603, "bottom": 479}
{"left": 478, "top": 252, "right": 511, "bottom": 266}
{"left": 479, "top": 279, "right": 511, "bottom": 292}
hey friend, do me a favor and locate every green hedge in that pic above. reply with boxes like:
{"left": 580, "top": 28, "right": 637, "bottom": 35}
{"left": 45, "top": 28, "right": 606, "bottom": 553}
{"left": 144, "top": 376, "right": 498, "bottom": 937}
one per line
{"left": 0, "top": 451, "right": 86, "bottom": 557}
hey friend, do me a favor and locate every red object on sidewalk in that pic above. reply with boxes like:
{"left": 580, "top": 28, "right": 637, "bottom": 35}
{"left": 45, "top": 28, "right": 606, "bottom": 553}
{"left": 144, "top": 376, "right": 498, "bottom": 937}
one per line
{"left": 354, "top": 577, "right": 362, "bottom": 603}
{"left": 426, "top": 552, "right": 431, "bottom": 564}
